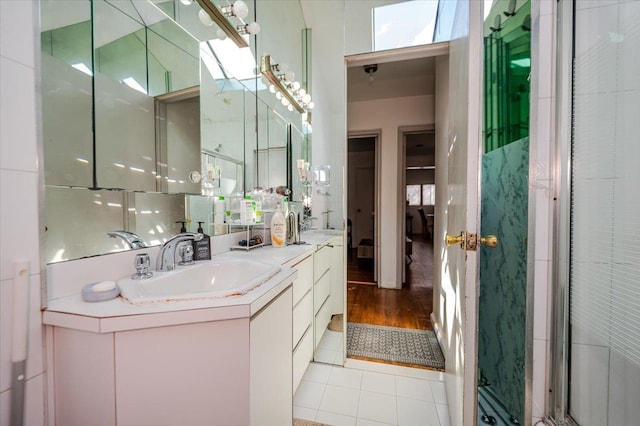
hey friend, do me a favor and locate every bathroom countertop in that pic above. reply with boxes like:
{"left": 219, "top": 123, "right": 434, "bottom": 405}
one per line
{"left": 43, "top": 230, "right": 342, "bottom": 334}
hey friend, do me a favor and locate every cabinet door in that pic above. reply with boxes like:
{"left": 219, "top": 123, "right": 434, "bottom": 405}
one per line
{"left": 115, "top": 320, "right": 249, "bottom": 426}
{"left": 313, "top": 245, "right": 331, "bottom": 282}
{"left": 53, "top": 328, "right": 116, "bottom": 426}
{"left": 330, "top": 237, "right": 345, "bottom": 315}
{"left": 250, "top": 287, "right": 293, "bottom": 426}
{"left": 292, "top": 255, "right": 313, "bottom": 306}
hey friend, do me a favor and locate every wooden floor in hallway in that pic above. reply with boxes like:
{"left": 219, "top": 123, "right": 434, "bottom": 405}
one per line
{"left": 346, "top": 234, "right": 434, "bottom": 330}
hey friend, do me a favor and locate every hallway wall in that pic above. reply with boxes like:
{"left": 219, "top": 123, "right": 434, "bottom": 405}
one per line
{"left": 0, "top": 1, "right": 46, "bottom": 424}
{"left": 348, "top": 94, "right": 435, "bottom": 289}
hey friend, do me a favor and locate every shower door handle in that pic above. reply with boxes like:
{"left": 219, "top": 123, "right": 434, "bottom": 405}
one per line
{"left": 480, "top": 235, "right": 498, "bottom": 248}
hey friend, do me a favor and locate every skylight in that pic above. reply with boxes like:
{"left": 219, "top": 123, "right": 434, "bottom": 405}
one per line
{"left": 373, "top": 0, "right": 439, "bottom": 51}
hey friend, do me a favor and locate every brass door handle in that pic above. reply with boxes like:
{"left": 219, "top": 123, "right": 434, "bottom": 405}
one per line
{"left": 480, "top": 235, "right": 498, "bottom": 248}
{"left": 445, "top": 232, "right": 465, "bottom": 247}
{"left": 446, "top": 232, "right": 498, "bottom": 250}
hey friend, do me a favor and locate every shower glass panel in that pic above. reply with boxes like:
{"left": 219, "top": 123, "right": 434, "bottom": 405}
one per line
{"left": 567, "top": 2, "right": 640, "bottom": 424}
{"left": 478, "top": 0, "right": 531, "bottom": 423}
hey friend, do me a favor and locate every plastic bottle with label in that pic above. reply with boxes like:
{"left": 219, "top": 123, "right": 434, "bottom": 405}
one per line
{"left": 270, "top": 203, "right": 286, "bottom": 247}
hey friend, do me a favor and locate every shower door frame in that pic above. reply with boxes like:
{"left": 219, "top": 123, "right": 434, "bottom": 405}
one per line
{"left": 550, "top": 0, "right": 575, "bottom": 423}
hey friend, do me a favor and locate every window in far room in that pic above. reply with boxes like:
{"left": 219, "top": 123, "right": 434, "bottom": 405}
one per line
{"left": 406, "top": 184, "right": 435, "bottom": 206}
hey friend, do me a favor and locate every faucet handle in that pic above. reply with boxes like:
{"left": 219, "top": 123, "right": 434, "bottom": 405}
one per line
{"left": 131, "top": 253, "right": 153, "bottom": 280}
{"left": 178, "top": 243, "right": 195, "bottom": 266}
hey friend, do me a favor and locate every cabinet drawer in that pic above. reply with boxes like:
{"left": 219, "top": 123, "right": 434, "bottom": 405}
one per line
{"left": 293, "top": 327, "right": 313, "bottom": 393}
{"left": 314, "top": 271, "right": 330, "bottom": 315}
{"left": 293, "top": 290, "right": 312, "bottom": 349}
{"left": 292, "top": 255, "right": 313, "bottom": 306}
{"left": 314, "top": 296, "right": 332, "bottom": 349}
{"left": 314, "top": 245, "right": 331, "bottom": 282}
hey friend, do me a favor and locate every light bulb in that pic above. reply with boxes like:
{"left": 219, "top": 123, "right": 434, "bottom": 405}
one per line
{"left": 275, "top": 92, "right": 282, "bottom": 100}
{"left": 307, "top": 101, "right": 315, "bottom": 110}
{"left": 298, "top": 88, "right": 306, "bottom": 97}
{"left": 179, "top": 0, "right": 193, "bottom": 5}
{"left": 216, "top": 29, "right": 227, "bottom": 40}
{"left": 245, "top": 21, "right": 260, "bottom": 35}
{"left": 232, "top": 0, "right": 249, "bottom": 19}
{"left": 269, "top": 84, "right": 276, "bottom": 93}
{"left": 288, "top": 104, "right": 294, "bottom": 112}
{"left": 285, "top": 71, "right": 295, "bottom": 82}
{"left": 292, "top": 81, "right": 301, "bottom": 91}
{"left": 282, "top": 97, "right": 290, "bottom": 107}
{"left": 198, "top": 9, "right": 214, "bottom": 27}
{"left": 302, "top": 94, "right": 311, "bottom": 104}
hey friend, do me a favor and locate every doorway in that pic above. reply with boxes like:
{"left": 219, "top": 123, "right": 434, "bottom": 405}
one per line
{"left": 344, "top": 47, "right": 448, "bottom": 371}
{"left": 347, "top": 135, "right": 377, "bottom": 285}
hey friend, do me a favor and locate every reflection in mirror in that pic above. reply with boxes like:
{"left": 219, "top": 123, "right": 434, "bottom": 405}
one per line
{"left": 45, "top": 187, "right": 185, "bottom": 263}
{"left": 41, "top": 0, "right": 313, "bottom": 263}
{"left": 93, "top": 0, "right": 201, "bottom": 191}
{"left": 41, "top": 0, "right": 93, "bottom": 188}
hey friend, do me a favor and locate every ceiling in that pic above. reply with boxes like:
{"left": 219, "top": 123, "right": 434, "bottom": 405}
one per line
{"left": 406, "top": 132, "right": 435, "bottom": 158}
{"left": 347, "top": 56, "right": 436, "bottom": 102}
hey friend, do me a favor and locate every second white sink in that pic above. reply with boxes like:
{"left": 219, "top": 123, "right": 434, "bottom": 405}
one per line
{"left": 118, "top": 258, "right": 281, "bottom": 304}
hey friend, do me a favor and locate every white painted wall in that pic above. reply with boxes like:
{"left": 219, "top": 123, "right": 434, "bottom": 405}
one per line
{"left": 343, "top": 0, "right": 399, "bottom": 56}
{"left": 299, "top": 0, "right": 346, "bottom": 230}
{"left": 0, "top": 1, "right": 46, "bottom": 424}
{"left": 348, "top": 95, "right": 434, "bottom": 288}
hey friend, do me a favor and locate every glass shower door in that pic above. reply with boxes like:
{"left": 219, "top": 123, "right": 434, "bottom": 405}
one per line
{"left": 478, "top": 0, "right": 531, "bottom": 423}
{"left": 567, "top": 1, "right": 640, "bottom": 424}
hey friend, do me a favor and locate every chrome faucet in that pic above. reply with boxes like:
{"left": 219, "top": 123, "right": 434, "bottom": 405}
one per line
{"left": 286, "top": 207, "right": 301, "bottom": 245}
{"left": 300, "top": 215, "right": 316, "bottom": 232}
{"left": 156, "top": 232, "right": 203, "bottom": 272}
{"left": 108, "top": 230, "right": 148, "bottom": 249}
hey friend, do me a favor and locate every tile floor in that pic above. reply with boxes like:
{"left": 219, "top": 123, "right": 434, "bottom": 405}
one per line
{"left": 477, "top": 386, "right": 516, "bottom": 426}
{"left": 294, "top": 359, "right": 450, "bottom": 426}
{"left": 314, "top": 330, "right": 344, "bottom": 365}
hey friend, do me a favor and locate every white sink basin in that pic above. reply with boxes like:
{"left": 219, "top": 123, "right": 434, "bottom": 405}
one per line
{"left": 118, "top": 258, "right": 281, "bottom": 304}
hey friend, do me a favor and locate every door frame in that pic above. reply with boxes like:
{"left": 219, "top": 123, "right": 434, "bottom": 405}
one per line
{"left": 347, "top": 130, "right": 381, "bottom": 284}
{"left": 398, "top": 125, "right": 435, "bottom": 284}
{"left": 550, "top": 0, "right": 576, "bottom": 422}
{"left": 345, "top": 42, "right": 451, "bottom": 290}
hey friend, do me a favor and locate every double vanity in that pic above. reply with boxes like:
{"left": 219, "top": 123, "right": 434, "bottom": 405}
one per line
{"left": 43, "top": 230, "right": 344, "bottom": 426}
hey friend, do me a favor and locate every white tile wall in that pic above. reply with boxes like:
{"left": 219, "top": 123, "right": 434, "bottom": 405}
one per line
{"left": 568, "top": 1, "right": 640, "bottom": 423}
{"left": 0, "top": 58, "right": 38, "bottom": 172}
{"left": 0, "top": 1, "right": 36, "bottom": 69}
{"left": 529, "top": 1, "right": 557, "bottom": 423}
{"left": 570, "top": 344, "right": 610, "bottom": 426}
{"left": 0, "top": 1, "right": 45, "bottom": 425}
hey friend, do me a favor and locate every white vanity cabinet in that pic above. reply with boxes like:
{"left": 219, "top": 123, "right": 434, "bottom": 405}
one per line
{"left": 250, "top": 286, "right": 293, "bottom": 425}
{"left": 50, "top": 286, "right": 293, "bottom": 426}
{"left": 288, "top": 254, "right": 314, "bottom": 393}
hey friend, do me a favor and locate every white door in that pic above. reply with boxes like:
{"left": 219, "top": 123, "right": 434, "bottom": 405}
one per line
{"left": 439, "top": 2, "right": 484, "bottom": 425}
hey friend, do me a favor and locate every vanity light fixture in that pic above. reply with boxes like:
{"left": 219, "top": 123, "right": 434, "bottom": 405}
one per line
{"left": 260, "top": 55, "right": 315, "bottom": 115}
{"left": 194, "top": 0, "right": 260, "bottom": 48}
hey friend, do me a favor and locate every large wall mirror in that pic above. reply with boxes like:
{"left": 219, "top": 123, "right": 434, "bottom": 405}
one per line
{"left": 41, "top": 0, "right": 311, "bottom": 263}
